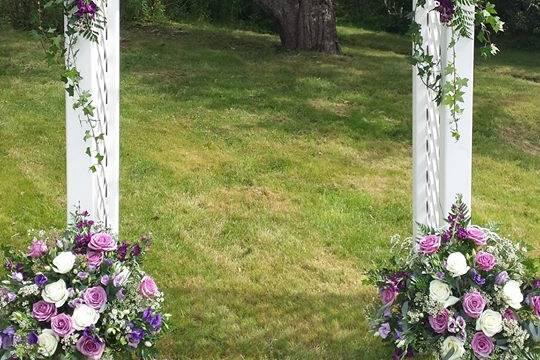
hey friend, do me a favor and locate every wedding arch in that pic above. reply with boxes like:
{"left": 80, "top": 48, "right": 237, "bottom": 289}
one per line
{"left": 63, "top": 0, "right": 483, "bottom": 234}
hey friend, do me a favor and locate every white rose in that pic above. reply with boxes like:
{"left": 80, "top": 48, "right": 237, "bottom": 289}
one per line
{"left": 476, "top": 309, "right": 503, "bottom": 337}
{"left": 446, "top": 252, "right": 470, "bottom": 277}
{"left": 38, "top": 329, "right": 59, "bottom": 357}
{"left": 429, "top": 280, "right": 459, "bottom": 308}
{"left": 502, "top": 280, "right": 523, "bottom": 309}
{"left": 72, "top": 304, "right": 100, "bottom": 330}
{"left": 42, "top": 279, "right": 69, "bottom": 307}
{"left": 441, "top": 336, "right": 465, "bottom": 360}
{"left": 52, "top": 251, "right": 76, "bottom": 274}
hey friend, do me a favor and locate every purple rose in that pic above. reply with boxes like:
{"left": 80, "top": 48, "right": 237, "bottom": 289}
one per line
{"left": 76, "top": 335, "right": 105, "bottom": 360}
{"left": 471, "top": 332, "right": 494, "bottom": 358}
{"left": 34, "top": 273, "right": 48, "bottom": 286}
{"left": 495, "top": 271, "right": 509, "bottom": 285}
{"left": 378, "top": 323, "right": 391, "bottom": 339}
{"left": 418, "top": 235, "right": 441, "bottom": 255}
{"left": 531, "top": 296, "right": 540, "bottom": 319}
{"left": 32, "top": 300, "right": 57, "bottom": 321}
{"left": 380, "top": 285, "right": 398, "bottom": 305}
{"left": 51, "top": 313, "right": 74, "bottom": 337}
{"left": 428, "top": 309, "right": 449, "bottom": 334}
{"left": 87, "top": 250, "right": 104, "bottom": 268}
{"left": 88, "top": 233, "right": 117, "bottom": 252}
{"left": 139, "top": 276, "right": 159, "bottom": 298}
{"left": 467, "top": 227, "right": 487, "bottom": 246}
{"left": 462, "top": 291, "right": 486, "bottom": 319}
{"left": 28, "top": 240, "right": 48, "bottom": 258}
{"left": 83, "top": 286, "right": 107, "bottom": 311}
{"left": 475, "top": 251, "right": 496, "bottom": 271}
{"left": 503, "top": 308, "right": 519, "bottom": 321}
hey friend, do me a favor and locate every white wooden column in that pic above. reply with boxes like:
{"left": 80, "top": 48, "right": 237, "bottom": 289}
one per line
{"left": 66, "top": 0, "right": 120, "bottom": 233}
{"left": 439, "top": 8, "right": 474, "bottom": 220}
{"left": 412, "top": 1, "right": 474, "bottom": 232}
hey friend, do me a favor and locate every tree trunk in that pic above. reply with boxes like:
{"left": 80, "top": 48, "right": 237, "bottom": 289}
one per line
{"left": 255, "top": 0, "right": 340, "bottom": 54}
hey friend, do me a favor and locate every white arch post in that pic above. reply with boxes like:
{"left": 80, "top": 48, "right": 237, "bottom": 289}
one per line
{"left": 412, "top": 1, "right": 474, "bottom": 233}
{"left": 66, "top": 0, "right": 120, "bottom": 232}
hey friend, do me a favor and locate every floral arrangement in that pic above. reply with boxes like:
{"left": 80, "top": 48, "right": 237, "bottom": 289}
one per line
{"left": 368, "top": 197, "right": 540, "bottom": 359}
{"left": 0, "top": 211, "right": 168, "bottom": 359}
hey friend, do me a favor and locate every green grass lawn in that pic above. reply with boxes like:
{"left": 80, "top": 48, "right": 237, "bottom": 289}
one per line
{"left": 0, "top": 21, "right": 539, "bottom": 359}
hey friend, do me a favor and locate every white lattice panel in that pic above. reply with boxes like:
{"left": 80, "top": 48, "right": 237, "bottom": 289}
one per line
{"left": 412, "top": 1, "right": 474, "bottom": 233}
{"left": 66, "top": 0, "right": 119, "bottom": 232}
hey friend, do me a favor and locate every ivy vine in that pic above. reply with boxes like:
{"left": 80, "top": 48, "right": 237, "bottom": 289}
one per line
{"left": 34, "top": 0, "right": 105, "bottom": 172}
{"left": 410, "top": 0, "right": 504, "bottom": 140}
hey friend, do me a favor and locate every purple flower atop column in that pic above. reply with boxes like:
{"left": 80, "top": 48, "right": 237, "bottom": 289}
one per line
{"left": 436, "top": 0, "right": 455, "bottom": 25}
{"left": 75, "top": 0, "right": 98, "bottom": 18}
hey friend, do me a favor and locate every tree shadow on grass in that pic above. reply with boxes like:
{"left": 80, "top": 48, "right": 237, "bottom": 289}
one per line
{"left": 121, "top": 23, "right": 539, "bottom": 171}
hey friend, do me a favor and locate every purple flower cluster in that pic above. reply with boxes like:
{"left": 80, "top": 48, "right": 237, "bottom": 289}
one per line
{"left": 142, "top": 307, "right": 163, "bottom": 332}
{"left": 436, "top": 0, "right": 455, "bottom": 25}
{"left": 75, "top": 0, "right": 98, "bottom": 18}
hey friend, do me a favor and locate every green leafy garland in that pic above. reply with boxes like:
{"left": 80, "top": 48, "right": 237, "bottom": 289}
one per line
{"left": 410, "top": 0, "right": 504, "bottom": 140}
{"left": 35, "top": 0, "right": 105, "bottom": 172}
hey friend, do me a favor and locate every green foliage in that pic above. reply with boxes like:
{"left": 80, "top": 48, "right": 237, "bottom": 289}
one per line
{"left": 336, "top": 0, "right": 412, "bottom": 33}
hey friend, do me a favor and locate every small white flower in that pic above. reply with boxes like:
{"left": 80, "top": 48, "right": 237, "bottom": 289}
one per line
{"left": 42, "top": 279, "right": 69, "bottom": 307}
{"left": 72, "top": 304, "right": 100, "bottom": 330}
{"left": 441, "top": 336, "right": 465, "bottom": 360}
{"left": 38, "top": 329, "right": 59, "bottom": 357}
{"left": 446, "top": 252, "right": 470, "bottom": 277}
{"left": 476, "top": 309, "right": 503, "bottom": 337}
{"left": 502, "top": 280, "right": 523, "bottom": 310}
{"left": 52, "top": 251, "right": 77, "bottom": 274}
{"left": 429, "top": 280, "right": 459, "bottom": 308}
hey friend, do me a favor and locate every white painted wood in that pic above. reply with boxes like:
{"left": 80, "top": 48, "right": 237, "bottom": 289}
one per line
{"left": 412, "top": 2, "right": 474, "bottom": 232}
{"left": 439, "top": 7, "right": 474, "bottom": 221}
{"left": 66, "top": 0, "right": 120, "bottom": 232}
{"left": 412, "top": 0, "right": 443, "bottom": 234}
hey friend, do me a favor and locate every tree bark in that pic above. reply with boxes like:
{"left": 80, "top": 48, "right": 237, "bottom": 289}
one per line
{"left": 255, "top": 0, "right": 340, "bottom": 54}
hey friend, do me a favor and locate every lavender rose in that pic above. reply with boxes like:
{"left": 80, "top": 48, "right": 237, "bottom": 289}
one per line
{"left": 86, "top": 250, "right": 104, "bottom": 268}
{"left": 418, "top": 235, "right": 441, "bottom": 255}
{"left": 503, "top": 308, "right": 519, "bottom": 321}
{"left": 32, "top": 300, "right": 57, "bottom": 321}
{"left": 467, "top": 227, "right": 487, "bottom": 246}
{"left": 495, "top": 271, "right": 509, "bottom": 285}
{"left": 471, "top": 332, "right": 495, "bottom": 358}
{"left": 428, "top": 309, "right": 449, "bottom": 334}
{"left": 83, "top": 286, "right": 108, "bottom": 311}
{"left": 531, "top": 296, "right": 540, "bottom": 319}
{"left": 76, "top": 335, "right": 105, "bottom": 360}
{"left": 463, "top": 291, "right": 486, "bottom": 319}
{"left": 28, "top": 240, "right": 48, "bottom": 258}
{"left": 51, "top": 313, "right": 74, "bottom": 337}
{"left": 475, "top": 252, "right": 496, "bottom": 271}
{"left": 88, "top": 233, "right": 117, "bottom": 252}
{"left": 139, "top": 276, "right": 159, "bottom": 298}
